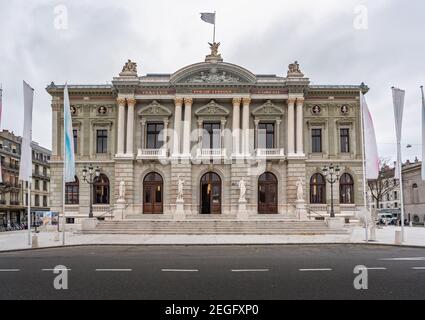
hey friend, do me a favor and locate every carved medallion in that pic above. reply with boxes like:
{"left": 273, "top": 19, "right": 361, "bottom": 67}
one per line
{"left": 311, "top": 105, "right": 321, "bottom": 115}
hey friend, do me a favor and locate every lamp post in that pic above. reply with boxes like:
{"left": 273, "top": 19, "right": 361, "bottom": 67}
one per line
{"left": 82, "top": 164, "right": 101, "bottom": 218}
{"left": 322, "top": 163, "right": 341, "bottom": 218}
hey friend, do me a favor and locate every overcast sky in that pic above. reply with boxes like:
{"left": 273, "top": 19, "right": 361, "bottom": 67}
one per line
{"left": 0, "top": 0, "right": 423, "bottom": 162}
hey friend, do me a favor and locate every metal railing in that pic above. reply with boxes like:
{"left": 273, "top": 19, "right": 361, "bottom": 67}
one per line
{"left": 137, "top": 148, "right": 168, "bottom": 159}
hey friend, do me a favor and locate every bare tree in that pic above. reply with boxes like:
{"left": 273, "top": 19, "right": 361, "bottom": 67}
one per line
{"left": 368, "top": 158, "right": 399, "bottom": 210}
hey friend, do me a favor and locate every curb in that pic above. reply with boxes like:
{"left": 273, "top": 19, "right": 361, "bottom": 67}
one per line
{"left": 2, "top": 242, "right": 425, "bottom": 253}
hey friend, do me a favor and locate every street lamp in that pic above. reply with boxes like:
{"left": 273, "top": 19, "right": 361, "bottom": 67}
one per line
{"left": 322, "top": 163, "right": 341, "bottom": 218}
{"left": 82, "top": 164, "right": 101, "bottom": 218}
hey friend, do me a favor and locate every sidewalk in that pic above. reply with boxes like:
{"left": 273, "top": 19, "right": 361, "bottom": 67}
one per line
{"left": 0, "top": 226, "right": 424, "bottom": 251}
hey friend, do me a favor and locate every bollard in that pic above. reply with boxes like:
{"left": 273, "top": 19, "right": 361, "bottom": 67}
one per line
{"left": 32, "top": 234, "right": 39, "bottom": 248}
{"left": 409, "top": 221, "right": 413, "bottom": 228}
{"left": 395, "top": 230, "right": 402, "bottom": 245}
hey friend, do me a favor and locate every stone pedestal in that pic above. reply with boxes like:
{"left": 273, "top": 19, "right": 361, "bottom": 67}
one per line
{"left": 295, "top": 200, "right": 308, "bottom": 221}
{"left": 114, "top": 201, "right": 126, "bottom": 220}
{"left": 174, "top": 200, "right": 185, "bottom": 221}
{"left": 237, "top": 200, "right": 248, "bottom": 220}
{"left": 325, "top": 217, "right": 345, "bottom": 230}
{"left": 81, "top": 218, "right": 98, "bottom": 231}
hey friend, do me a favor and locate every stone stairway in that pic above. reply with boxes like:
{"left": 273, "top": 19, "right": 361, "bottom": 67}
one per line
{"left": 81, "top": 219, "right": 349, "bottom": 235}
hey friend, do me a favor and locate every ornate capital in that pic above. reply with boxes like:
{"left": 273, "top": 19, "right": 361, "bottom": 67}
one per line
{"left": 287, "top": 97, "right": 297, "bottom": 105}
{"left": 174, "top": 97, "right": 184, "bottom": 106}
{"left": 127, "top": 98, "right": 137, "bottom": 106}
{"left": 296, "top": 97, "right": 305, "bottom": 104}
{"left": 117, "top": 97, "right": 126, "bottom": 106}
{"left": 242, "top": 97, "right": 252, "bottom": 105}
{"left": 184, "top": 97, "right": 194, "bottom": 106}
{"left": 232, "top": 97, "right": 242, "bottom": 105}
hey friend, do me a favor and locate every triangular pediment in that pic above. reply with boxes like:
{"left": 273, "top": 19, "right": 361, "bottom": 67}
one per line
{"left": 252, "top": 100, "right": 284, "bottom": 117}
{"left": 195, "top": 100, "right": 229, "bottom": 117}
{"left": 138, "top": 101, "right": 171, "bottom": 117}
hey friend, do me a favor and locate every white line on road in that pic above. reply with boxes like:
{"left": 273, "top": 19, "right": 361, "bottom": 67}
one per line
{"left": 231, "top": 269, "right": 270, "bottom": 272}
{"left": 0, "top": 269, "right": 20, "bottom": 272}
{"left": 42, "top": 269, "right": 71, "bottom": 272}
{"left": 412, "top": 267, "right": 425, "bottom": 270}
{"left": 95, "top": 269, "right": 132, "bottom": 272}
{"left": 299, "top": 268, "right": 333, "bottom": 272}
{"left": 357, "top": 267, "right": 387, "bottom": 270}
{"left": 380, "top": 257, "right": 425, "bottom": 261}
{"left": 161, "top": 269, "right": 199, "bottom": 272}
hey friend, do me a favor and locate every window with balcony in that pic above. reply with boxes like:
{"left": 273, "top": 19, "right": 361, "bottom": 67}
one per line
{"left": 146, "top": 123, "right": 164, "bottom": 149}
{"left": 96, "top": 130, "right": 108, "bottom": 154}
{"left": 258, "top": 123, "right": 275, "bottom": 149}
{"left": 202, "top": 123, "right": 221, "bottom": 149}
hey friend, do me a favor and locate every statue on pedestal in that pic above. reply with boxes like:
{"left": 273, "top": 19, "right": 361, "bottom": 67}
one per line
{"left": 177, "top": 177, "right": 185, "bottom": 202}
{"left": 239, "top": 178, "right": 247, "bottom": 202}
{"left": 296, "top": 177, "right": 304, "bottom": 201}
{"left": 118, "top": 180, "right": 126, "bottom": 203}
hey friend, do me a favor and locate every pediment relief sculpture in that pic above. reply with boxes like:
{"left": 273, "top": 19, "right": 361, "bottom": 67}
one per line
{"left": 138, "top": 100, "right": 171, "bottom": 118}
{"left": 184, "top": 69, "right": 242, "bottom": 83}
{"left": 195, "top": 100, "right": 229, "bottom": 117}
{"left": 252, "top": 100, "right": 284, "bottom": 117}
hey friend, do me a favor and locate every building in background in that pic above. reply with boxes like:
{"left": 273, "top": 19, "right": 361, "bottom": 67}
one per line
{"left": 402, "top": 158, "right": 424, "bottom": 224}
{"left": 0, "top": 130, "right": 51, "bottom": 228}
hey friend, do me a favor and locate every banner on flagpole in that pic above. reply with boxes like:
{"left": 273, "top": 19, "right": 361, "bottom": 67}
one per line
{"left": 421, "top": 86, "right": 425, "bottom": 181}
{"left": 392, "top": 87, "right": 406, "bottom": 179}
{"left": 200, "top": 12, "right": 216, "bottom": 25}
{"left": 361, "top": 93, "right": 379, "bottom": 179}
{"left": 19, "top": 81, "right": 34, "bottom": 182}
{"left": 63, "top": 84, "right": 75, "bottom": 183}
{"left": 0, "top": 87, "right": 3, "bottom": 183}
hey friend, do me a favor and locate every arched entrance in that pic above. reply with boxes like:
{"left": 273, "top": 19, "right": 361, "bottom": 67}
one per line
{"left": 143, "top": 172, "right": 163, "bottom": 214}
{"left": 200, "top": 172, "right": 222, "bottom": 215}
{"left": 258, "top": 172, "right": 278, "bottom": 214}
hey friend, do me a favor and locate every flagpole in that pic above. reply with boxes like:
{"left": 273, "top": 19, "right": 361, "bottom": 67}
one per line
{"left": 62, "top": 91, "right": 66, "bottom": 246}
{"left": 27, "top": 180, "right": 32, "bottom": 246}
{"left": 359, "top": 91, "right": 369, "bottom": 242}
{"left": 213, "top": 11, "right": 216, "bottom": 43}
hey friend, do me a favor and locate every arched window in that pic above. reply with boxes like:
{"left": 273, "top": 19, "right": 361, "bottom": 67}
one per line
{"left": 258, "top": 172, "right": 278, "bottom": 214}
{"left": 310, "top": 173, "right": 326, "bottom": 204}
{"left": 340, "top": 173, "right": 354, "bottom": 204}
{"left": 65, "top": 177, "right": 79, "bottom": 205}
{"left": 93, "top": 174, "right": 110, "bottom": 204}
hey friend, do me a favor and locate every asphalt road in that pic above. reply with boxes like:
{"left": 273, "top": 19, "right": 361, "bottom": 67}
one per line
{"left": 0, "top": 244, "right": 425, "bottom": 300}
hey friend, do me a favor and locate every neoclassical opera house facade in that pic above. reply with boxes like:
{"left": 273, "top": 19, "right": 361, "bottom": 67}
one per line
{"left": 47, "top": 44, "right": 368, "bottom": 230}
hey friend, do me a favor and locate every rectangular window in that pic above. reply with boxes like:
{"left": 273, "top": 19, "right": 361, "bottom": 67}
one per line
{"left": 66, "top": 218, "right": 75, "bottom": 224}
{"left": 35, "top": 179, "right": 39, "bottom": 190}
{"left": 258, "top": 123, "right": 275, "bottom": 149}
{"left": 43, "top": 167, "right": 47, "bottom": 177}
{"left": 394, "top": 191, "right": 398, "bottom": 200}
{"left": 43, "top": 181, "right": 47, "bottom": 191}
{"left": 35, "top": 195, "right": 40, "bottom": 207}
{"left": 202, "top": 123, "right": 221, "bottom": 149}
{"left": 311, "top": 129, "right": 322, "bottom": 153}
{"left": 43, "top": 196, "right": 47, "bottom": 207}
{"left": 73, "top": 129, "right": 78, "bottom": 154}
{"left": 146, "top": 123, "right": 164, "bottom": 149}
{"left": 96, "top": 130, "right": 108, "bottom": 154}
{"left": 340, "top": 128, "right": 350, "bottom": 153}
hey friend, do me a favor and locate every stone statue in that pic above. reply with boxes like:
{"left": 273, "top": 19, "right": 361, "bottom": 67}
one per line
{"left": 121, "top": 59, "right": 137, "bottom": 74}
{"left": 119, "top": 180, "right": 126, "bottom": 201}
{"left": 177, "top": 177, "right": 185, "bottom": 201}
{"left": 208, "top": 42, "right": 221, "bottom": 56}
{"left": 296, "top": 177, "right": 304, "bottom": 201}
{"left": 239, "top": 178, "right": 247, "bottom": 202}
{"left": 287, "top": 61, "right": 304, "bottom": 77}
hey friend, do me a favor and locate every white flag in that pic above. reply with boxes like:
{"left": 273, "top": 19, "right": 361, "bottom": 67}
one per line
{"left": 392, "top": 87, "right": 405, "bottom": 179}
{"left": 0, "top": 87, "right": 3, "bottom": 183}
{"left": 63, "top": 84, "right": 75, "bottom": 183}
{"left": 200, "top": 12, "right": 216, "bottom": 25}
{"left": 421, "top": 86, "right": 425, "bottom": 181}
{"left": 19, "top": 81, "right": 34, "bottom": 182}
{"left": 361, "top": 93, "right": 379, "bottom": 179}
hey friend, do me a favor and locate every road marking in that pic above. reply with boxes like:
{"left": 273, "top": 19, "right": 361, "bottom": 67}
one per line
{"left": 380, "top": 257, "right": 425, "bottom": 261}
{"left": 42, "top": 269, "right": 71, "bottom": 272}
{"left": 299, "top": 268, "right": 333, "bottom": 272}
{"left": 357, "top": 267, "right": 387, "bottom": 270}
{"left": 161, "top": 269, "right": 199, "bottom": 272}
{"left": 231, "top": 269, "right": 270, "bottom": 272}
{"left": 0, "top": 269, "right": 20, "bottom": 272}
{"left": 412, "top": 267, "right": 425, "bottom": 270}
{"left": 95, "top": 269, "right": 132, "bottom": 272}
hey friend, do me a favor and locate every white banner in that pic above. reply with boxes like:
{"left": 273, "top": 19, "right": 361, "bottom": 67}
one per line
{"left": 19, "top": 81, "right": 34, "bottom": 182}
{"left": 63, "top": 84, "right": 75, "bottom": 183}
{"left": 392, "top": 87, "right": 405, "bottom": 179}
{"left": 421, "top": 86, "right": 425, "bottom": 181}
{"left": 0, "top": 87, "right": 3, "bottom": 183}
{"left": 200, "top": 12, "right": 216, "bottom": 25}
{"left": 361, "top": 93, "right": 379, "bottom": 179}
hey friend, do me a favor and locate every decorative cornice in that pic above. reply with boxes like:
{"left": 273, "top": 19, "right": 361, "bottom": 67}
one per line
{"left": 138, "top": 100, "right": 171, "bottom": 118}
{"left": 252, "top": 100, "right": 284, "bottom": 117}
{"left": 195, "top": 100, "right": 229, "bottom": 118}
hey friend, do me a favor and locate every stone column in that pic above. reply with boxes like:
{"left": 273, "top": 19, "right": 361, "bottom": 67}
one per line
{"left": 51, "top": 104, "right": 59, "bottom": 156}
{"left": 140, "top": 120, "right": 146, "bottom": 150}
{"left": 126, "top": 98, "right": 136, "bottom": 156}
{"left": 182, "top": 98, "right": 193, "bottom": 156}
{"left": 232, "top": 97, "right": 241, "bottom": 155}
{"left": 163, "top": 119, "right": 169, "bottom": 151}
{"left": 296, "top": 98, "right": 305, "bottom": 156}
{"left": 242, "top": 97, "right": 251, "bottom": 155}
{"left": 116, "top": 97, "right": 127, "bottom": 156}
{"left": 276, "top": 119, "right": 281, "bottom": 149}
{"left": 220, "top": 118, "right": 226, "bottom": 151}
{"left": 254, "top": 120, "right": 260, "bottom": 149}
{"left": 287, "top": 98, "right": 296, "bottom": 156}
{"left": 172, "top": 98, "right": 183, "bottom": 156}
{"left": 197, "top": 119, "right": 203, "bottom": 147}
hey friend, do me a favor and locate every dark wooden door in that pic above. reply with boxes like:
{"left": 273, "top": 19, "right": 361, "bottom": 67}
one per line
{"left": 258, "top": 173, "right": 278, "bottom": 214}
{"left": 200, "top": 172, "right": 221, "bottom": 215}
{"left": 143, "top": 173, "right": 163, "bottom": 214}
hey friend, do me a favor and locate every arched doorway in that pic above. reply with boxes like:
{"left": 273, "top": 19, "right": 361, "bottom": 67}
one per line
{"left": 258, "top": 172, "right": 278, "bottom": 214}
{"left": 200, "top": 172, "right": 222, "bottom": 214}
{"left": 93, "top": 174, "right": 110, "bottom": 204}
{"left": 143, "top": 172, "right": 163, "bottom": 214}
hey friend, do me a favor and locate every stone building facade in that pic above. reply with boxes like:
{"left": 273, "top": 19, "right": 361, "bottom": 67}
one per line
{"left": 402, "top": 159, "right": 425, "bottom": 224}
{"left": 0, "top": 130, "right": 51, "bottom": 227}
{"left": 47, "top": 45, "right": 368, "bottom": 229}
